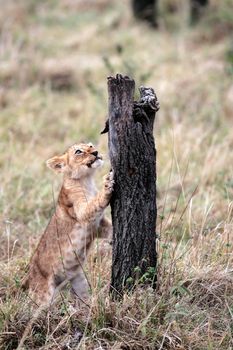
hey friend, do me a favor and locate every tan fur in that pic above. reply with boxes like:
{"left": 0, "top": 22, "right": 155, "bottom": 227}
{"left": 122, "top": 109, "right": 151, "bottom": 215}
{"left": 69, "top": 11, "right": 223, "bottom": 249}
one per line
{"left": 24, "top": 142, "right": 113, "bottom": 306}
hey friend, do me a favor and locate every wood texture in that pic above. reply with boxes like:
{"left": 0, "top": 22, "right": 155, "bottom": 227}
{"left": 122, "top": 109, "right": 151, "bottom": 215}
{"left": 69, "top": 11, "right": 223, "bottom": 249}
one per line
{"left": 105, "top": 74, "right": 159, "bottom": 298}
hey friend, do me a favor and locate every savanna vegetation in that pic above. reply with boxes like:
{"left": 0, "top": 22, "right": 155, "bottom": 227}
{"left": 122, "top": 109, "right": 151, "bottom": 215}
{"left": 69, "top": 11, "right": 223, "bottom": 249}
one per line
{"left": 0, "top": 0, "right": 233, "bottom": 349}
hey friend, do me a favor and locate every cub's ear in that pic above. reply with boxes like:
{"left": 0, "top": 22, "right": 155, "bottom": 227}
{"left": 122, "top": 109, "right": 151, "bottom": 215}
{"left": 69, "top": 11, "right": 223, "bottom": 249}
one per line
{"left": 46, "top": 155, "right": 67, "bottom": 173}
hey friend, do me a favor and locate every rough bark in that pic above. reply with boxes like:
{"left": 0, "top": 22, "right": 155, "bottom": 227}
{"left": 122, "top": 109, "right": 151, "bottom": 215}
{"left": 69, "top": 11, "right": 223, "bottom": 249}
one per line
{"left": 103, "top": 74, "right": 159, "bottom": 298}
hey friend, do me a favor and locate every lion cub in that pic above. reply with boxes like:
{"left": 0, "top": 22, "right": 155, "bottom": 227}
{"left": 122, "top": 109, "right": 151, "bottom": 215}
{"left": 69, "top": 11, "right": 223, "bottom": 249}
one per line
{"left": 24, "top": 142, "right": 113, "bottom": 306}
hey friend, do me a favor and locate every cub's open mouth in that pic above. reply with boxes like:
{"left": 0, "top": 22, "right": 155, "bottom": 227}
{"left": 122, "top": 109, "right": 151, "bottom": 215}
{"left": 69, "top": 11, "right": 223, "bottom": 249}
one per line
{"left": 87, "top": 156, "right": 102, "bottom": 168}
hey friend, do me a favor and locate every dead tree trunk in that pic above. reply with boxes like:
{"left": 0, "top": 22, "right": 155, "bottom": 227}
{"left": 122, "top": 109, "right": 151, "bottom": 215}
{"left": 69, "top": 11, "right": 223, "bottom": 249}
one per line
{"left": 102, "top": 74, "right": 159, "bottom": 298}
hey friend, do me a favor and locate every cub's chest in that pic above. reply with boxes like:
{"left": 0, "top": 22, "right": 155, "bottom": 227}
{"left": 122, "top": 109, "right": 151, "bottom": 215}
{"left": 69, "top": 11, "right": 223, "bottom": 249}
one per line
{"left": 65, "top": 187, "right": 97, "bottom": 219}
{"left": 69, "top": 219, "right": 101, "bottom": 251}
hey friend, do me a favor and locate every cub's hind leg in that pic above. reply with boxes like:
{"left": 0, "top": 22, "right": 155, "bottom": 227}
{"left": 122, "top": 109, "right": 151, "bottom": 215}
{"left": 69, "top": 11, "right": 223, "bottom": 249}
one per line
{"left": 17, "top": 275, "right": 56, "bottom": 350}
{"left": 29, "top": 273, "right": 56, "bottom": 307}
{"left": 70, "top": 269, "right": 89, "bottom": 303}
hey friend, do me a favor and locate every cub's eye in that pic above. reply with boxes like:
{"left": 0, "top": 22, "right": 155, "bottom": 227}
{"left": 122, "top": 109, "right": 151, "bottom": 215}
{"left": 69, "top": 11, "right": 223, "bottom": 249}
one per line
{"left": 75, "top": 149, "right": 82, "bottom": 155}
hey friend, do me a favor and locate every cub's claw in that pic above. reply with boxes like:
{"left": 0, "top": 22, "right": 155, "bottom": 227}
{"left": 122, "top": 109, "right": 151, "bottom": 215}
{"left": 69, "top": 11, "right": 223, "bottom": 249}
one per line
{"left": 103, "top": 171, "right": 114, "bottom": 194}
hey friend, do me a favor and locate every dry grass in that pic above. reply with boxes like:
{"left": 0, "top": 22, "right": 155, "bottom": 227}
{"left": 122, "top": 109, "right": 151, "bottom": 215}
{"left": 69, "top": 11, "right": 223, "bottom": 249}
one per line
{"left": 0, "top": 0, "right": 233, "bottom": 349}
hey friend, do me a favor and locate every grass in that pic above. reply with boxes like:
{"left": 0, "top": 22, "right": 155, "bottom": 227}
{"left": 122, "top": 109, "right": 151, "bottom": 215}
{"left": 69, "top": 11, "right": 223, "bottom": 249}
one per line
{"left": 0, "top": 0, "right": 233, "bottom": 348}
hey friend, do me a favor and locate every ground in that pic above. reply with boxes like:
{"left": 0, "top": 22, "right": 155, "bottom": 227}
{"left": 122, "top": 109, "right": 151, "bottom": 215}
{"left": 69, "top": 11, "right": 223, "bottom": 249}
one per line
{"left": 0, "top": 0, "right": 233, "bottom": 349}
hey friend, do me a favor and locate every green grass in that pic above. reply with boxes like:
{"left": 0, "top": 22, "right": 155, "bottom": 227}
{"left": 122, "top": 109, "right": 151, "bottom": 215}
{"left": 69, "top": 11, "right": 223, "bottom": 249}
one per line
{"left": 0, "top": 0, "right": 233, "bottom": 349}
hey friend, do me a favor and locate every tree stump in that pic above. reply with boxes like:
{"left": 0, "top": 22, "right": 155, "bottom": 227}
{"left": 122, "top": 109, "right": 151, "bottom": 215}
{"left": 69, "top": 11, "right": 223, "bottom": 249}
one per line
{"left": 102, "top": 74, "right": 159, "bottom": 298}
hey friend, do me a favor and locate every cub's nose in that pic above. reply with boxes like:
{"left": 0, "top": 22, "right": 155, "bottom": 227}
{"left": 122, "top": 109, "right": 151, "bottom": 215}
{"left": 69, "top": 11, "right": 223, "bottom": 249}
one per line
{"left": 91, "top": 151, "right": 98, "bottom": 157}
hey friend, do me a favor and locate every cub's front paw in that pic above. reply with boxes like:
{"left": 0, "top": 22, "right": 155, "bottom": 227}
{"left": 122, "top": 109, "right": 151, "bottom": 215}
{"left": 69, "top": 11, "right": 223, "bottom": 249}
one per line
{"left": 103, "top": 171, "right": 114, "bottom": 195}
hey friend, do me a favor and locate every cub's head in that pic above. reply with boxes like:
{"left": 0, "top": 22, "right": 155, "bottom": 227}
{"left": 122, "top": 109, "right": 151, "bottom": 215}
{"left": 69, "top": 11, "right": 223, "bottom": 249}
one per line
{"left": 46, "top": 143, "right": 103, "bottom": 179}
